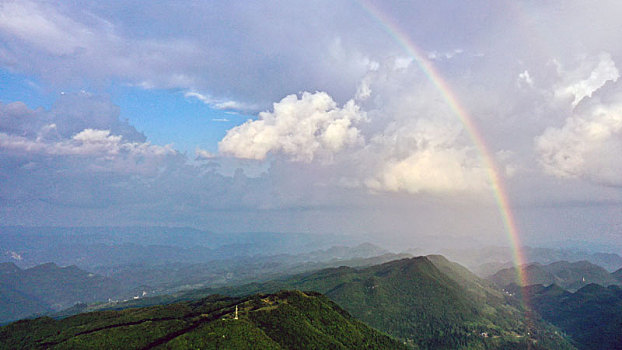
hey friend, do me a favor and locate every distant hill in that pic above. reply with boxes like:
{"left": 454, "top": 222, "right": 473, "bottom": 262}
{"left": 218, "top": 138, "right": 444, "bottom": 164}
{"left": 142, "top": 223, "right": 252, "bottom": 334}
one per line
{"left": 472, "top": 261, "right": 514, "bottom": 278}
{"left": 613, "top": 268, "right": 622, "bottom": 283}
{"left": 0, "top": 263, "right": 136, "bottom": 323}
{"left": 0, "top": 262, "right": 52, "bottom": 322}
{"left": 488, "top": 260, "right": 622, "bottom": 291}
{"left": 514, "top": 283, "right": 622, "bottom": 350}
{"left": 0, "top": 284, "right": 52, "bottom": 324}
{"left": 297, "top": 242, "right": 389, "bottom": 261}
{"left": 0, "top": 262, "right": 21, "bottom": 275}
{"left": 0, "top": 226, "right": 356, "bottom": 268}
{"left": 90, "top": 243, "right": 401, "bottom": 293}
{"left": 0, "top": 290, "right": 406, "bottom": 350}
{"left": 440, "top": 246, "right": 622, "bottom": 274}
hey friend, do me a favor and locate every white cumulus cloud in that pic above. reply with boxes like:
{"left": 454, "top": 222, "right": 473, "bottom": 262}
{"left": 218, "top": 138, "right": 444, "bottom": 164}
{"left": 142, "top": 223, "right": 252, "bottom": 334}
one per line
{"left": 219, "top": 92, "right": 365, "bottom": 162}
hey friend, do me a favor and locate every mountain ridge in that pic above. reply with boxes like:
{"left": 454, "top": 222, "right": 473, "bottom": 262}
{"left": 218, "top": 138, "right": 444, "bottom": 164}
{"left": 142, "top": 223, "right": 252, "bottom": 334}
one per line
{"left": 0, "top": 290, "right": 407, "bottom": 350}
{"left": 488, "top": 260, "right": 621, "bottom": 291}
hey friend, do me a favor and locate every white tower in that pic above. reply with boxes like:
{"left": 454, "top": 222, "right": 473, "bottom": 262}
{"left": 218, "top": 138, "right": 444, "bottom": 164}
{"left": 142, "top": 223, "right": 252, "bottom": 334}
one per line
{"left": 234, "top": 305, "right": 238, "bottom": 320}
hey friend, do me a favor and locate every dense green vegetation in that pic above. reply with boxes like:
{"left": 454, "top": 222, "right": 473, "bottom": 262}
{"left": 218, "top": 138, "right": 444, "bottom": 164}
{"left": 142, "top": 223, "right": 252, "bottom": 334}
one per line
{"left": 0, "top": 290, "right": 406, "bottom": 350}
{"left": 184, "top": 256, "right": 574, "bottom": 349}
{"left": 488, "top": 261, "right": 621, "bottom": 291}
{"left": 518, "top": 283, "right": 622, "bottom": 350}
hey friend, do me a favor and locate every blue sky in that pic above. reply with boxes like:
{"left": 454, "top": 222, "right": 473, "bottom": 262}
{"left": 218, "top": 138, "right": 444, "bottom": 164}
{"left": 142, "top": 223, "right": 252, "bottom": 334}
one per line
{"left": 1, "top": 67, "right": 250, "bottom": 155}
{"left": 0, "top": 0, "right": 621, "bottom": 251}
{"left": 111, "top": 85, "right": 250, "bottom": 155}
{"left": 0, "top": 68, "right": 55, "bottom": 109}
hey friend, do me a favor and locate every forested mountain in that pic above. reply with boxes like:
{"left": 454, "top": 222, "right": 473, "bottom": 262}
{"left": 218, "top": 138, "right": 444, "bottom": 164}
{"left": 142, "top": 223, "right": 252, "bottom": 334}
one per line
{"left": 489, "top": 261, "right": 621, "bottom": 291}
{"left": 0, "top": 290, "right": 406, "bottom": 350}
{"left": 513, "top": 283, "right": 622, "bottom": 350}
{"left": 175, "top": 256, "right": 574, "bottom": 349}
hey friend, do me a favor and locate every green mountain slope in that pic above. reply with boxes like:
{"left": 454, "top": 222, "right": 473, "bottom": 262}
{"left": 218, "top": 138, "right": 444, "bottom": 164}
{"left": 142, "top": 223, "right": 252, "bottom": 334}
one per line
{"left": 0, "top": 290, "right": 406, "bottom": 350}
{"left": 192, "top": 256, "right": 574, "bottom": 349}
{"left": 489, "top": 260, "right": 621, "bottom": 291}
{"left": 518, "top": 284, "right": 622, "bottom": 350}
{"left": 425, "top": 255, "right": 515, "bottom": 307}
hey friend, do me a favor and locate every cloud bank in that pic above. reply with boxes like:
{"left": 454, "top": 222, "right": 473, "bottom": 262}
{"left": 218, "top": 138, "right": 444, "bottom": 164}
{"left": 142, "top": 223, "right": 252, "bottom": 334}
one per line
{"left": 538, "top": 82, "right": 622, "bottom": 186}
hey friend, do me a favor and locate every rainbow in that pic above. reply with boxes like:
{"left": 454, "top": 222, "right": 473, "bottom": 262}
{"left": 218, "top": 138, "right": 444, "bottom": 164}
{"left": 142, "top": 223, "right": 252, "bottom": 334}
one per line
{"left": 355, "top": 2, "right": 529, "bottom": 290}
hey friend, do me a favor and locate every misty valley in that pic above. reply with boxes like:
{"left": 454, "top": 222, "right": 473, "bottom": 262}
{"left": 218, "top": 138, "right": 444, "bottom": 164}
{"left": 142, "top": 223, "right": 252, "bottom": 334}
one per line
{"left": 1, "top": 226, "right": 621, "bottom": 349}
